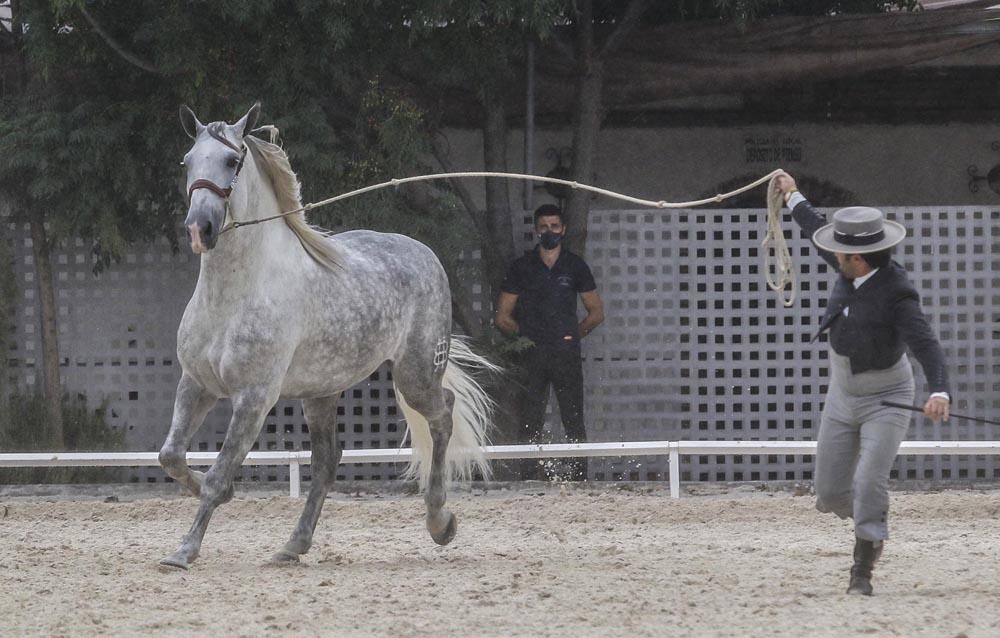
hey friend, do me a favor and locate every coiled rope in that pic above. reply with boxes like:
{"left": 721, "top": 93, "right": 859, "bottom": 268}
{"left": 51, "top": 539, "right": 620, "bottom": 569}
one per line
{"left": 763, "top": 174, "right": 796, "bottom": 307}
{"left": 223, "top": 168, "right": 797, "bottom": 306}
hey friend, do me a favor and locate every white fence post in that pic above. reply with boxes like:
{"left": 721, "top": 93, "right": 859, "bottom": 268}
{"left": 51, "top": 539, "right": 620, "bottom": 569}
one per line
{"left": 288, "top": 459, "right": 301, "bottom": 498}
{"left": 669, "top": 442, "right": 681, "bottom": 499}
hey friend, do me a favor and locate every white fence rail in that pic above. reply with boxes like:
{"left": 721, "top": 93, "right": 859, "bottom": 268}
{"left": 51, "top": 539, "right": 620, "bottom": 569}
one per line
{"left": 2, "top": 440, "right": 999, "bottom": 499}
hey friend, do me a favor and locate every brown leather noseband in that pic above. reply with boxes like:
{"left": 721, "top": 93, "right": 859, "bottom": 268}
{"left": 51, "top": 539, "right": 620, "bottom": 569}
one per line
{"left": 187, "top": 124, "right": 248, "bottom": 202}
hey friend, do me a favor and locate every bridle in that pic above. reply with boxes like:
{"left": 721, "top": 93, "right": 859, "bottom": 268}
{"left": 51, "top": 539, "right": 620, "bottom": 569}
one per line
{"left": 186, "top": 126, "right": 248, "bottom": 218}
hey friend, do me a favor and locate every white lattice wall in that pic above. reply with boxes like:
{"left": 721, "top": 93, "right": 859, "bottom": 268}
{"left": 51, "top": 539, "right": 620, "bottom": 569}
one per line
{"left": 4, "top": 205, "right": 999, "bottom": 484}
{"left": 582, "top": 206, "right": 1000, "bottom": 482}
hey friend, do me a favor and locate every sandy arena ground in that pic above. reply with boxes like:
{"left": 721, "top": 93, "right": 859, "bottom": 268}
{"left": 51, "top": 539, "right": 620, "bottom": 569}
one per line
{"left": 1, "top": 483, "right": 998, "bottom": 637}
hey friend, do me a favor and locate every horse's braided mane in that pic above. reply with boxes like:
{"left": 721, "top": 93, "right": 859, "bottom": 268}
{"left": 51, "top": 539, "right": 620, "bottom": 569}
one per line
{"left": 244, "top": 134, "right": 341, "bottom": 271}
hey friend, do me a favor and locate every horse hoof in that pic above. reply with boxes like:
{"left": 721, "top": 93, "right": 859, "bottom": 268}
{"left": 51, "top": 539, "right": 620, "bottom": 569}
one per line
{"left": 430, "top": 513, "right": 457, "bottom": 546}
{"left": 158, "top": 555, "right": 191, "bottom": 571}
{"left": 269, "top": 550, "right": 301, "bottom": 564}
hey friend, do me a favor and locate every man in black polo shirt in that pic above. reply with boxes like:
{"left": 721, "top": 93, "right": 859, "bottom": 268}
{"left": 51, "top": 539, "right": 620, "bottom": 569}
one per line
{"left": 495, "top": 204, "right": 604, "bottom": 480}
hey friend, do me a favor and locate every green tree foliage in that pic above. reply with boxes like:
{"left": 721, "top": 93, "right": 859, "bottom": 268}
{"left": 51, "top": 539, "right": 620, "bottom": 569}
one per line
{"left": 0, "top": 2, "right": 184, "bottom": 265}
{"left": 0, "top": 0, "right": 936, "bottom": 289}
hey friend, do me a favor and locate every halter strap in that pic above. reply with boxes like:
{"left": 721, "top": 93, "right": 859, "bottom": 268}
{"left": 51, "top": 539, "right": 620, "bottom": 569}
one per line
{"left": 187, "top": 141, "right": 248, "bottom": 202}
{"left": 188, "top": 178, "right": 232, "bottom": 199}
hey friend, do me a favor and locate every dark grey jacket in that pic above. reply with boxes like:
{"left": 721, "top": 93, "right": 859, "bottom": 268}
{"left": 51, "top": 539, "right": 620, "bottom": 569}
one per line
{"left": 791, "top": 200, "right": 950, "bottom": 394}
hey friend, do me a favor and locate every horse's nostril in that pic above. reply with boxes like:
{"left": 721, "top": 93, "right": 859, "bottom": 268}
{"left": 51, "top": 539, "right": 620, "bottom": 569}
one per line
{"left": 204, "top": 221, "right": 213, "bottom": 237}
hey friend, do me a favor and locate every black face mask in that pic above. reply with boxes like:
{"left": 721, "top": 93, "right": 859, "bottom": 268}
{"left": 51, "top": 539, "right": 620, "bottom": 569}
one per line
{"left": 539, "top": 231, "right": 563, "bottom": 250}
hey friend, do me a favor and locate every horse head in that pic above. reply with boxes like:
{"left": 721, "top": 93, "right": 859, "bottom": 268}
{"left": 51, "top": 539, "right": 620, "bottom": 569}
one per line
{"left": 179, "top": 103, "right": 261, "bottom": 253}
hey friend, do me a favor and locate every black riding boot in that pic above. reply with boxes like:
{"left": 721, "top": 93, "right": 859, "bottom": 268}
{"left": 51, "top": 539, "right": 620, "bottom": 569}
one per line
{"left": 846, "top": 537, "right": 883, "bottom": 596}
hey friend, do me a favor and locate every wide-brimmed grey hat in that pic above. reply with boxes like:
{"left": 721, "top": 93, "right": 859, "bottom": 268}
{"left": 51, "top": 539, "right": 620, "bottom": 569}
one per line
{"left": 812, "top": 206, "right": 906, "bottom": 254}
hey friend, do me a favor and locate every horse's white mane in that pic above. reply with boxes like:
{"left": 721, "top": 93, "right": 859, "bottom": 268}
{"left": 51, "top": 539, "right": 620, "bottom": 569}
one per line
{"left": 244, "top": 135, "right": 341, "bottom": 271}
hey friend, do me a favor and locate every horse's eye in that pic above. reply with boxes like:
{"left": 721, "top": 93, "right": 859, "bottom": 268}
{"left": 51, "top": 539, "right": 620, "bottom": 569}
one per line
{"left": 226, "top": 157, "right": 238, "bottom": 168}
{"left": 179, "top": 160, "right": 185, "bottom": 167}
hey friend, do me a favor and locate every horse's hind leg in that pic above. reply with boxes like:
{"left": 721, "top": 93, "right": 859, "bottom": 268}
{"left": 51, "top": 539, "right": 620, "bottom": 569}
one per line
{"left": 424, "top": 388, "right": 457, "bottom": 545}
{"left": 396, "top": 364, "right": 458, "bottom": 545}
{"left": 158, "top": 373, "right": 218, "bottom": 497}
{"left": 272, "top": 396, "right": 342, "bottom": 563}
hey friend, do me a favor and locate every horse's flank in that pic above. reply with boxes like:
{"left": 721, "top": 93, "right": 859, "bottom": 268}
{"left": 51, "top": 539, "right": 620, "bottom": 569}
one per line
{"left": 244, "top": 135, "right": 341, "bottom": 271}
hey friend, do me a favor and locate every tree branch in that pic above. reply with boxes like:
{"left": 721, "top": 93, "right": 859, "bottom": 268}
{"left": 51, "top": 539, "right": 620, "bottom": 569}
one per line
{"left": 429, "top": 132, "right": 489, "bottom": 238}
{"left": 78, "top": 4, "right": 162, "bottom": 75}
{"left": 598, "top": 0, "right": 651, "bottom": 59}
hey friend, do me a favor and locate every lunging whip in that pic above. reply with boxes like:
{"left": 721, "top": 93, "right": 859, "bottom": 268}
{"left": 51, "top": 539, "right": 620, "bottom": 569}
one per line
{"left": 881, "top": 400, "right": 1000, "bottom": 427}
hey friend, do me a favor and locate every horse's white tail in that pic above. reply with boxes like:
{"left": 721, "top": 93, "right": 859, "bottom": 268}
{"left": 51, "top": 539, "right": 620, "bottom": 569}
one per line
{"left": 395, "top": 337, "right": 498, "bottom": 490}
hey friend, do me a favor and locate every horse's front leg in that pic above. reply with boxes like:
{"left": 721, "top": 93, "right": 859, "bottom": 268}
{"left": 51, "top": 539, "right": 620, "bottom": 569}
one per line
{"left": 158, "top": 373, "right": 218, "bottom": 497}
{"left": 160, "top": 386, "right": 276, "bottom": 570}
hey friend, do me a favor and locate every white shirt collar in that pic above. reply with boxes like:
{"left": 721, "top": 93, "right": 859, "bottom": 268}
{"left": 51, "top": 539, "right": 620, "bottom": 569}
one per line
{"left": 853, "top": 268, "right": 879, "bottom": 289}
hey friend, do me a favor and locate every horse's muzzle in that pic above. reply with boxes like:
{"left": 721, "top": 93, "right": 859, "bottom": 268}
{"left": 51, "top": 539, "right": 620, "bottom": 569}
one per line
{"left": 185, "top": 213, "right": 219, "bottom": 254}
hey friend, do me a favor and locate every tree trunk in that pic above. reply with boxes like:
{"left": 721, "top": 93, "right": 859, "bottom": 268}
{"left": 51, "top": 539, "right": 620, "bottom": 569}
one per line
{"left": 480, "top": 95, "right": 524, "bottom": 457}
{"left": 0, "top": 226, "right": 15, "bottom": 436}
{"left": 564, "top": 61, "right": 603, "bottom": 255}
{"left": 564, "top": 0, "right": 602, "bottom": 255}
{"left": 29, "top": 216, "right": 64, "bottom": 447}
{"left": 482, "top": 94, "right": 516, "bottom": 305}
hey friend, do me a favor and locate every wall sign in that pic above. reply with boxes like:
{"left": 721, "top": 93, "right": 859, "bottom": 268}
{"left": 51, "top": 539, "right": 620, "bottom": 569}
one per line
{"left": 744, "top": 134, "right": 803, "bottom": 164}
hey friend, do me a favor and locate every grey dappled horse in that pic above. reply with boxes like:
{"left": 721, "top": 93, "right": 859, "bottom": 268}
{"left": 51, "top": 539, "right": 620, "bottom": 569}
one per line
{"left": 157, "top": 103, "right": 494, "bottom": 569}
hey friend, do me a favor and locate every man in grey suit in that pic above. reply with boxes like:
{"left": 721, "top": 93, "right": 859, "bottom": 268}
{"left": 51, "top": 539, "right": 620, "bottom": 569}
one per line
{"left": 775, "top": 173, "right": 950, "bottom": 596}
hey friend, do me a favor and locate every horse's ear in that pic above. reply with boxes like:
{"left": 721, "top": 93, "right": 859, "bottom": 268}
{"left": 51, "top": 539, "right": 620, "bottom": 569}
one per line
{"left": 179, "top": 105, "right": 203, "bottom": 140}
{"left": 235, "top": 102, "right": 261, "bottom": 139}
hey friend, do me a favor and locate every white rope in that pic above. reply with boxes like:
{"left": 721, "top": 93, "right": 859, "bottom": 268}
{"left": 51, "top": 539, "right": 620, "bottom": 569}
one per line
{"left": 230, "top": 168, "right": 797, "bottom": 306}
{"left": 763, "top": 174, "right": 796, "bottom": 307}
{"left": 291, "top": 169, "right": 785, "bottom": 212}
